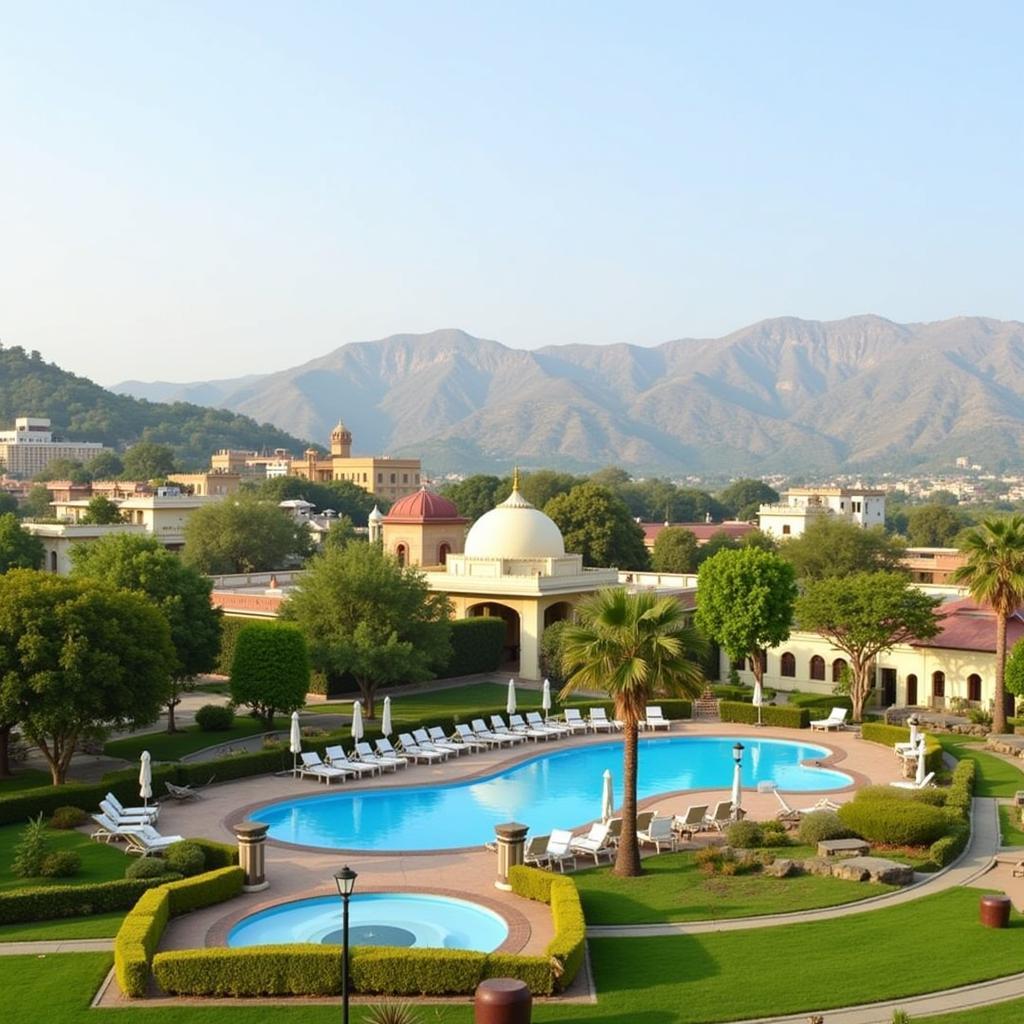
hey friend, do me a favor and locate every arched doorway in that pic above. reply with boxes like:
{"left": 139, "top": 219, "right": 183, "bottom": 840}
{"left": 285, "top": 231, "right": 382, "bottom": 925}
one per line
{"left": 932, "top": 671, "right": 946, "bottom": 706}
{"left": 906, "top": 674, "right": 918, "bottom": 706}
{"left": 395, "top": 543, "right": 407, "bottom": 567}
{"left": 967, "top": 673, "right": 982, "bottom": 703}
{"left": 467, "top": 602, "right": 521, "bottom": 672}
{"left": 438, "top": 542, "right": 451, "bottom": 565}
{"left": 544, "top": 602, "right": 573, "bottom": 630}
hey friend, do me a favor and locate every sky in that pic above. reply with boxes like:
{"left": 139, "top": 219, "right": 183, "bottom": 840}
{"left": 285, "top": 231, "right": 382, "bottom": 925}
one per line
{"left": 1, "top": 1, "right": 1022, "bottom": 385}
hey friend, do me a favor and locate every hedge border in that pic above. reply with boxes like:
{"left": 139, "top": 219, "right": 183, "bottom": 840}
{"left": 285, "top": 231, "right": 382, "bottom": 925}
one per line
{"left": 718, "top": 700, "right": 810, "bottom": 729}
{"left": 860, "top": 722, "right": 945, "bottom": 775}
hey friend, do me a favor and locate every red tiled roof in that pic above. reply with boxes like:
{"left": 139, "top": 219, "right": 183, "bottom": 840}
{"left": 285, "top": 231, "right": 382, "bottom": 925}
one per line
{"left": 911, "top": 597, "right": 1024, "bottom": 654}
{"left": 640, "top": 521, "right": 757, "bottom": 545}
{"left": 383, "top": 488, "right": 467, "bottom": 525}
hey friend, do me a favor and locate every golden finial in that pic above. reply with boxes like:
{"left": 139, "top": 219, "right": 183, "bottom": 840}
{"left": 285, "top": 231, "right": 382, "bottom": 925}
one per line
{"left": 512, "top": 466, "right": 521, "bottom": 491}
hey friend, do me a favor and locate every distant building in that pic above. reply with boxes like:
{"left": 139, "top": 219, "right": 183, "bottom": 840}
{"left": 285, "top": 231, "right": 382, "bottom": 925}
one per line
{"left": 901, "top": 547, "right": 967, "bottom": 587}
{"left": 758, "top": 486, "right": 886, "bottom": 539}
{"left": 167, "top": 471, "right": 242, "bottom": 497}
{"left": 0, "top": 417, "right": 104, "bottom": 478}
{"left": 640, "top": 520, "right": 757, "bottom": 551}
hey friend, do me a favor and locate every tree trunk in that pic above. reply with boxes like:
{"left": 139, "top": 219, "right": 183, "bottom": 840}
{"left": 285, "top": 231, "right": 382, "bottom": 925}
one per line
{"left": 358, "top": 680, "right": 377, "bottom": 720}
{"left": 166, "top": 696, "right": 180, "bottom": 734}
{"left": 994, "top": 612, "right": 1008, "bottom": 734}
{"left": 851, "top": 660, "right": 871, "bottom": 723}
{"left": 0, "top": 725, "right": 12, "bottom": 779}
{"left": 613, "top": 720, "right": 642, "bottom": 877}
{"left": 750, "top": 647, "right": 764, "bottom": 724}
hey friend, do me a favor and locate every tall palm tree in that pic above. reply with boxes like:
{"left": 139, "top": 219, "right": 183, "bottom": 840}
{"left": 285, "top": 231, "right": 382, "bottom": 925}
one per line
{"left": 559, "top": 588, "right": 706, "bottom": 877}
{"left": 952, "top": 515, "right": 1024, "bottom": 734}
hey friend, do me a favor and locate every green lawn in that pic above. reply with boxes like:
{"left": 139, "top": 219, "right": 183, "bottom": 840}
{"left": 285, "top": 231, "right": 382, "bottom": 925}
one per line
{"left": 0, "top": 822, "right": 128, "bottom": 892}
{"left": 936, "top": 735, "right": 1024, "bottom": 797}
{"left": 0, "top": 910, "right": 125, "bottom": 940}
{"left": 574, "top": 845, "right": 898, "bottom": 924}
{"left": 919, "top": 999, "right": 1024, "bottom": 1023}
{"left": 103, "top": 717, "right": 289, "bottom": 762}
{"left": 998, "top": 804, "right": 1024, "bottom": 846}
{"left": 0, "top": 767, "right": 52, "bottom": 792}
{"left": 304, "top": 683, "right": 544, "bottom": 723}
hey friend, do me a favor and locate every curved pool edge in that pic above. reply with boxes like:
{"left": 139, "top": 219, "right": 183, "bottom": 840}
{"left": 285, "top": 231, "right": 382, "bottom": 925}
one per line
{"left": 204, "top": 884, "right": 533, "bottom": 955}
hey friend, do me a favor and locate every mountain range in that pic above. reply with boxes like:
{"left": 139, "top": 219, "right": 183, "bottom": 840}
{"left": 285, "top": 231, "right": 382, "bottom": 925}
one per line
{"left": 113, "top": 315, "right": 1024, "bottom": 475}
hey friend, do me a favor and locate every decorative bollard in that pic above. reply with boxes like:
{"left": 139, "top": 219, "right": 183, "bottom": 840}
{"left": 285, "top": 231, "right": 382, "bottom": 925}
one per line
{"left": 493, "top": 822, "right": 528, "bottom": 891}
{"left": 233, "top": 820, "right": 270, "bottom": 892}
{"left": 474, "top": 978, "right": 532, "bottom": 1024}
{"left": 979, "top": 893, "right": 1011, "bottom": 928}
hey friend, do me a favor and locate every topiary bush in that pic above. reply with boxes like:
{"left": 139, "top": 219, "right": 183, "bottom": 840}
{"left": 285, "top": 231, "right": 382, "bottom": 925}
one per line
{"left": 126, "top": 858, "right": 173, "bottom": 880}
{"left": 725, "top": 819, "right": 764, "bottom": 848}
{"left": 164, "top": 841, "right": 206, "bottom": 878}
{"left": 230, "top": 621, "right": 310, "bottom": 729}
{"left": 49, "top": 806, "right": 88, "bottom": 830}
{"left": 195, "top": 704, "right": 235, "bottom": 731}
{"left": 444, "top": 617, "right": 506, "bottom": 677}
{"left": 719, "top": 701, "right": 809, "bottom": 728}
{"left": 838, "top": 799, "right": 950, "bottom": 846}
{"left": 39, "top": 850, "right": 81, "bottom": 878}
{"left": 798, "top": 810, "right": 851, "bottom": 845}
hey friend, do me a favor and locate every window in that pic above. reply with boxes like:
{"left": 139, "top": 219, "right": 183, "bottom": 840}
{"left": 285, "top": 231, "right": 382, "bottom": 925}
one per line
{"left": 832, "top": 658, "right": 848, "bottom": 683}
{"left": 395, "top": 543, "right": 407, "bottom": 567}
{"left": 967, "top": 674, "right": 982, "bottom": 702}
{"left": 782, "top": 524, "right": 791, "bottom": 535}
{"left": 377, "top": 473, "right": 383, "bottom": 483}
{"left": 402, "top": 474, "right": 408, "bottom": 484}
{"left": 852, "top": 500, "right": 862, "bottom": 513}
{"left": 438, "top": 542, "right": 451, "bottom": 564}
{"left": 390, "top": 473, "right": 396, "bottom": 484}
{"left": 415, "top": 474, "right": 420, "bottom": 484}
{"left": 49, "top": 551, "right": 57, "bottom": 572}
{"left": 932, "top": 671, "right": 945, "bottom": 698}
{"left": 810, "top": 655, "right": 825, "bottom": 681}
{"left": 780, "top": 652, "right": 796, "bottom": 678}
{"left": 906, "top": 674, "right": 918, "bottom": 705}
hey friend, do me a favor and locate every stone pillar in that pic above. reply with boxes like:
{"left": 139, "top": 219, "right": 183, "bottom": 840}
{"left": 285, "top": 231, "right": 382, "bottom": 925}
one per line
{"left": 494, "top": 822, "right": 528, "bottom": 891}
{"left": 518, "top": 602, "right": 545, "bottom": 681}
{"left": 234, "top": 820, "right": 270, "bottom": 892}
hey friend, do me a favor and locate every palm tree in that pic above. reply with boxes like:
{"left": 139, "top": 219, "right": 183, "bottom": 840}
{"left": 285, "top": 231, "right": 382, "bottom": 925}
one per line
{"left": 559, "top": 588, "right": 706, "bottom": 877}
{"left": 952, "top": 515, "right": 1024, "bottom": 734}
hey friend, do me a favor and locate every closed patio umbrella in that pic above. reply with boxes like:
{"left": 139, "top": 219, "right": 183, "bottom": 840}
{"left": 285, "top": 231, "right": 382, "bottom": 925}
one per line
{"left": 752, "top": 678, "right": 764, "bottom": 727}
{"left": 289, "top": 711, "right": 302, "bottom": 776}
{"left": 542, "top": 678, "right": 552, "bottom": 721}
{"left": 601, "top": 769, "right": 614, "bottom": 823}
{"left": 351, "top": 699, "right": 364, "bottom": 742}
{"left": 381, "top": 696, "right": 392, "bottom": 738}
{"left": 506, "top": 678, "right": 517, "bottom": 717}
{"left": 139, "top": 750, "right": 152, "bottom": 809}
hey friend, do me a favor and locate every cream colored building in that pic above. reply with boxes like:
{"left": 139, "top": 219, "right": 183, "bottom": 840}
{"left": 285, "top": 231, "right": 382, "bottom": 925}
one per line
{"left": 379, "top": 488, "right": 468, "bottom": 568}
{"left": 24, "top": 522, "right": 150, "bottom": 574}
{"left": 167, "top": 471, "right": 242, "bottom": 497}
{"left": 758, "top": 486, "right": 886, "bottom": 539}
{"left": 0, "top": 417, "right": 105, "bottom": 478}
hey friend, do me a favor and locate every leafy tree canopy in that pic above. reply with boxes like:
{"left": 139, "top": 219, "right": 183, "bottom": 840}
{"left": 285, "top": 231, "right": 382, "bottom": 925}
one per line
{"left": 651, "top": 527, "right": 698, "bottom": 573}
{"left": 717, "top": 479, "right": 780, "bottom": 520}
{"left": 250, "top": 475, "right": 377, "bottom": 524}
{"left": 694, "top": 530, "right": 741, "bottom": 567}
{"left": 907, "top": 504, "right": 965, "bottom": 547}
{"left": 80, "top": 495, "right": 123, "bottom": 525}
{"left": 229, "top": 621, "right": 310, "bottom": 728}
{"left": 519, "top": 469, "right": 582, "bottom": 509}
{"left": 86, "top": 451, "right": 124, "bottom": 479}
{"left": 0, "top": 492, "right": 17, "bottom": 517}
{"left": 545, "top": 483, "right": 649, "bottom": 569}
{"left": 321, "top": 516, "right": 358, "bottom": 551}
{"left": 439, "top": 475, "right": 510, "bottom": 522}
{"left": 0, "top": 513, "right": 44, "bottom": 572}
{"left": 121, "top": 441, "right": 176, "bottom": 480}
{"left": 780, "top": 518, "right": 906, "bottom": 579}
{"left": 22, "top": 485, "right": 53, "bottom": 520}
{"left": 32, "top": 458, "right": 90, "bottom": 484}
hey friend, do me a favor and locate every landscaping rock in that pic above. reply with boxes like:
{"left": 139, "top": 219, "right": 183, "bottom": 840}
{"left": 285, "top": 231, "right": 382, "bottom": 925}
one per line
{"left": 762, "top": 858, "right": 801, "bottom": 878}
{"left": 987, "top": 735, "right": 1024, "bottom": 757}
{"left": 831, "top": 859, "right": 871, "bottom": 881}
{"left": 818, "top": 838, "right": 871, "bottom": 858}
{"left": 803, "top": 857, "right": 835, "bottom": 877}
{"left": 832, "top": 856, "right": 915, "bottom": 885}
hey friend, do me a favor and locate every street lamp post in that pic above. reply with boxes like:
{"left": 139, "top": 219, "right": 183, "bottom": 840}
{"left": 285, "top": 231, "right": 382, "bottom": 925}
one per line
{"left": 731, "top": 742, "right": 745, "bottom": 821}
{"left": 334, "top": 866, "right": 358, "bottom": 1024}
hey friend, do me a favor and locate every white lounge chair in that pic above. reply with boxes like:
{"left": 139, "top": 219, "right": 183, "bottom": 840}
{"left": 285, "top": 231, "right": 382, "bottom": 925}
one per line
{"left": 638, "top": 815, "right": 678, "bottom": 852}
{"left": 124, "top": 824, "right": 185, "bottom": 857}
{"left": 703, "top": 800, "right": 735, "bottom": 831}
{"left": 643, "top": 706, "right": 671, "bottom": 731}
{"left": 509, "top": 713, "right": 554, "bottom": 740}
{"left": 91, "top": 812, "right": 144, "bottom": 843}
{"left": 99, "top": 800, "right": 152, "bottom": 827}
{"left": 672, "top": 804, "right": 709, "bottom": 839}
{"left": 528, "top": 711, "right": 569, "bottom": 736}
{"left": 364, "top": 740, "right": 408, "bottom": 769}
{"left": 299, "top": 751, "right": 354, "bottom": 784}
{"left": 424, "top": 726, "right": 467, "bottom": 755}
{"left": 890, "top": 772, "right": 936, "bottom": 790}
{"left": 453, "top": 723, "right": 492, "bottom": 750}
{"left": 488, "top": 715, "right": 528, "bottom": 744}
{"left": 324, "top": 744, "right": 380, "bottom": 775}
{"left": 634, "top": 810, "right": 655, "bottom": 835}
{"left": 544, "top": 829, "right": 577, "bottom": 872}
{"left": 471, "top": 718, "right": 515, "bottom": 747}
{"left": 413, "top": 728, "right": 460, "bottom": 757}
{"left": 773, "top": 790, "right": 842, "bottom": 821}
{"left": 397, "top": 733, "right": 447, "bottom": 762}
{"left": 810, "top": 707, "right": 848, "bottom": 731}
{"left": 570, "top": 823, "right": 615, "bottom": 864}
{"left": 105, "top": 792, "right": 159, "bottom": 823}
{"left": 561, "top": 709, "right": 590, "bottom": 734}
{"left": 524, "top": 834, "right": 551, "bottom": 868}
{"left": 589, "top": 707, "right": 622, "bottom": 732}
{"left": 894, "top": 736, "right": 925, "bottom": 757}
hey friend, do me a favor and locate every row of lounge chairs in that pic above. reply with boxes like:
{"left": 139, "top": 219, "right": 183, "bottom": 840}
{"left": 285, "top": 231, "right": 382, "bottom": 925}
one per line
{"left": 91, "top": 792, "right": 185, "bottom": 856}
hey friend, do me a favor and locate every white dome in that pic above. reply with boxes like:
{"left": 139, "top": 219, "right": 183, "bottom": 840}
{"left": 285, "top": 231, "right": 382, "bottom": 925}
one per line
{"left": 464, "top": 487, "right": 565, "bottom": 559}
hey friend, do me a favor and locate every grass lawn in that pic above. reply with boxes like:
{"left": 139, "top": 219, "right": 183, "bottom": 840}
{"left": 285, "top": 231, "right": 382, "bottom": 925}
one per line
{"left": 103, "top": 717, "right": 289, "bottom": 762}
{"left": 936, "top": 735, "right": 1024, "bottom": 797}
{"left": 304, "top": 683, "right": 544, "bottom": 723}
{"left": 919, "top": 999, "right": 1024, "bottom": 1023}
{"left": 998, "top": 804, "right": 1024, "bottom": 846}
{"left": 0, "top": 910, "right": 125, "bottom": 940}
{"left": 574, "top": 844, "right": 898, "bottom": 924}
{"left": 0, "top": 822, "right": 128, "bottom": 892}
{"left": 0, "top": 767, "right": 52, "bottom": 792}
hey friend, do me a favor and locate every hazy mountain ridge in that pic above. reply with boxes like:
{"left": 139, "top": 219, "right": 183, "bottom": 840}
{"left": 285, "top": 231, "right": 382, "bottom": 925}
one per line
{"left": 113, "top": 317, "right": 1024, "bottom": 474}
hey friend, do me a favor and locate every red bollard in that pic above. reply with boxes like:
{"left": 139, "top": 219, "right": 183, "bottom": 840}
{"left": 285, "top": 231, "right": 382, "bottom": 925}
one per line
{"left": 980, "top": 894, "right": 1012, "bottom": 928}
{"left": 474, "top": 978, "right": 532, "bottom": 1024}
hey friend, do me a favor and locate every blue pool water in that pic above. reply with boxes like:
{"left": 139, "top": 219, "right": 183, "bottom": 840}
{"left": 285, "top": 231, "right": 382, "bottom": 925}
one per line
{"left": 258, "top": 736, "right": 849, "bottom": 851}
{"left": 228, "top": 893, "right": 508, "bottom": 951}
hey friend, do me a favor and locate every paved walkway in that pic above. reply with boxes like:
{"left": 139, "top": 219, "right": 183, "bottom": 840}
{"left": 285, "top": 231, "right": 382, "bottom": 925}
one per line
{"left": 0, "top": 938, "right": 114, "bottom": 955}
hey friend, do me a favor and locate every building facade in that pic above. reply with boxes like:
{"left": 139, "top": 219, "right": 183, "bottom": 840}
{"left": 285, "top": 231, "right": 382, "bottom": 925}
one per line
{"left": 758, "top": 486, "right": 886, "bottom": 539}
{"left": 0, "top": 417, "right": 105, "bottom": 478}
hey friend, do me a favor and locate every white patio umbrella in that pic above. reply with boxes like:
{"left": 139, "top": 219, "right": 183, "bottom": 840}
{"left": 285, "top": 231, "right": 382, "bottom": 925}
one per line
{"left": 351, "top": 699, "right": 364, "bottom": 742}
{"left": 381, "top": 696, "right": 392, "bottom": 738}
{"left": 506, "top": 678, "right": 517, "bottom": 717}
{"left": 542, "top": 678, "right": 552, "bottom": 721}
{"left": 731, "top": 757, "right": 743, "bottom": 819}
{"left": 601, "top": 769, "right": 614, "bottom": 823}
{"left": 289, "top": 711, "right": 302, "bottom": 775}
{"left": 139, "top": 750, "right": 152, "bottom": 809}
{"left": 752, "top": 678, "right": 764, "bottom": 727}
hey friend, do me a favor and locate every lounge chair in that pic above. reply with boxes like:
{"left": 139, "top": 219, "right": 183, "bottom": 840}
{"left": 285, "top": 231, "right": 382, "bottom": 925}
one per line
{"left": 524, "top": 834, "right": 551, "bottom": 868}
{"left": 397, "top": 733, "right": 447, "bottom": 762}
{"left": 703, "top": 800, "right": 735, "bottom": 831}
{"left": 634, "top": 810, "right": 656, "bottom": 835}
{"left": 570, "top": 823, "right": 615, "bottom": 864}
{"left": 890, "top": 772, "right": 936, "bottom": 790}
{"left": 561, "top": 708, "right": 589, "bottom": 734}
{"left": 105, "top": 792, "right": 159, "bottom": 823}
{"left": 324, "top": 744, "right": 380, "bottom": 775}
{"left": 123, "top": 824, "right": 185, "bottom": 857}
{"left": 299, "top": 751, "right": 354, "bottom": 784}
{"left": 638, "top": 815, "right": 678, "bottom": 852}
{"left": 672, "top": 804, "right": 709, "bottom": 839}
{"left": 589, "top": 707, "right": 622, "bottom": 732}
{"left": 643, "top": 706, "right": 671, "bottom": 731}
{"left": 471, "top": 718, "right": 515, "bottom": 747}
{"left": 773, "top": 791, "right": 842, "bottom": 821}
{"left": 488, "top": 715, "right": 528, "bottom": 744}
{"left": 355, "top": 740, "right": 406, "bottom": 770}
{"left": 91, "top": 812, "right": 145, "bottom": 843}
{"left": 606, "top": 817, "right": 623, "bottom": 846}
{"left": 424, "top": 726, "right": 467, "bottom": 755}
{"left": 544, "top": 829, "right": 577, "bottom": 872}
{"left": 164, "top": 776, "right": 214, "bottom": 801}
{"left": 810, "top": 707, "right": 848, "bottom": 731}
{"left": 453, "top": 723, "right": 492, "bottom": 750}
{"left": 509, "top": 713, "right": 554, "bottom": 740}
{"left": 528, "top": 711, "right": 569, "bottom": 736}
{"left": 414, "top": 728, "right": 461, "bottom": 756}
{"left": 99, "top": 800, "right": 153, "bottom": 827}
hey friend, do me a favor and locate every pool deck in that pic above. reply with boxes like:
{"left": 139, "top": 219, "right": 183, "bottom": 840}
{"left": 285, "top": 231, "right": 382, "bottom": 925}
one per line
{"left": 150, "top": 720, "right": 903, "bottom": 962}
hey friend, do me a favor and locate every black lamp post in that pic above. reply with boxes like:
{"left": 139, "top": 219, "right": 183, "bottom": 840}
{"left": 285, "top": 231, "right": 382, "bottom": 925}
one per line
{"left": 733, "top": 741, "right": 744, "bottom": 765}
{"left": 334, "top": 865, "right": 358, "bottom": 1024}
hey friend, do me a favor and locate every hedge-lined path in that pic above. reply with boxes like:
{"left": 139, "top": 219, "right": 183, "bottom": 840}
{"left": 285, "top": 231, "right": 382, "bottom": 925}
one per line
{"left": 0, "top": 938, "right": 114, "bottom": 955}
{"left": 588, "top": 795, "right": 1001, "bottom": 938}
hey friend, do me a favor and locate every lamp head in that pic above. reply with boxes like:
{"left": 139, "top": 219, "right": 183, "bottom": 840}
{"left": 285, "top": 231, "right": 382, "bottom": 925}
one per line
{"left": 732, "top": 742, "right": 744, "bottom": 764}
{"left": 334, "top": 865, "right": 358, "bottom": 897}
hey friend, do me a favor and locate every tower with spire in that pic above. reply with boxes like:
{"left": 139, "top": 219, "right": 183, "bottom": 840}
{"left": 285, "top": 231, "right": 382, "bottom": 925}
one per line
{"left": 330, "top": 419, "right": 353, "bottom": 458}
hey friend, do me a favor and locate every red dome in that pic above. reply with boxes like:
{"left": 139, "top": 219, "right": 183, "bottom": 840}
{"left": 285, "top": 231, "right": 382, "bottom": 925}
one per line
{"left": 382, "top": 488, "right": 466, "bottom": 523}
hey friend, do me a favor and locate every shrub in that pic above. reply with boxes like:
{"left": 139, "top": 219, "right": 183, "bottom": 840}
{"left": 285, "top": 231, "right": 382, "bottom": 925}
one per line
{"left": 363, "top": 1000, "right": 424, "bottom": 1024}
{"left": 186, "top": 837, "right": 239, "bottom": 870}
{"left": 162, "top": 866, "right": 244, "bottom": 915}
{"left": 929, "top": 826, "right": 969, "bottom": 868}
{"left": 562, "top": 698, "right": 692, "bottom": 721}
{"left": 838, "top": 799, "right": 950, "bottom": 846}
{"left": 164, "top": 842, "right": 206, "bottom": 878}
{"left": 126, "top": 858, "right": 172, "bottom": 880}
{"left": 718, "top": 701, "right": 809, "bottom": 728}
{"left": 798, "top": 811, "right": 851, "bottom": 845}
{"left": 0, "top": 875, "right": 177, "bottom": 924}
{"left": 860, "top": 723, "right": 944, "bottom": 774}
{"left": 155, "top": 945, "right": 340, "bottom": 996}
{"left": 39, "top": 850, "right": 81, "bottom": 878}
{"left": 49, "top": 806, "right": 88, "bottom": 830}
{"left": 444, "top": 617, "right": 506, "bottom": 677}
{"left": 195, "top": 704, "right": 235, "bottom": 731}
{"left": 115, "top": 887, "right": 170, "bottom": 997}
{"left": 725, "top": 819, "right": 764, "bottom": 848}
{"left": 759, "top": 820, "right": 792, "bottom": 847}
{"left": 215, "top": 615, "right": 250, "bottom": 675}
{"left": 352, "top": 948, "right": 485, "bottom": 995}
{"left": 230, "top": 621, "right": 310, "bottom": 728}
{"left": 11, "top": 813, "right": 49, "bottom": 878}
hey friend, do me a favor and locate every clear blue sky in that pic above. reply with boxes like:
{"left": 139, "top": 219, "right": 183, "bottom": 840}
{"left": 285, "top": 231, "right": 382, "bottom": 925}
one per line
{"left": 1, "top": 1, "right": 1022, "bottom": 384}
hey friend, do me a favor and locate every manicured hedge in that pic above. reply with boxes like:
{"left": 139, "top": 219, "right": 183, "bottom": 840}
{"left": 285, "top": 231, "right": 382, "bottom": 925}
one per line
{"left": 187, "top": 837, "right": 239, "bottom": 870}
{"left": 352, "top": 948, "right": 486, "bottom": 995}
{"left": 163, "top": 866, "right": 243, "bottom": 915}
{"left": 154, "top": 945, "right": 340, "bottom": 996}
{"left": 0, "top": 874, "right": 179, "bottom": 925}
{"left": 787, "top": 693, "right": 853, "bottom": 711}
{"left": 215, "top": 615, "right": 250, "bottom": 675}
{"left": 443, "top": 617, "right": 506, "bottom": 677}
{"left": 860, "top": 722, "right": 944, "bottom": 775}
{"left": 718, "top": 701, "right": 809, "bottom": 729}
{"left": 838, "top": 797, "right": 951, "bottom": 846}
{"left": 713, "top": 685, "right": 778, "bottom": 703}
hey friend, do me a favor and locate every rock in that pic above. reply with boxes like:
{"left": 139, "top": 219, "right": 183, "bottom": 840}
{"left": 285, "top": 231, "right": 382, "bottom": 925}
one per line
{"left": 763, "top": 858, "right": 800, "bottom": 878}
{"left": 818, "top": 838, "right": 871, "bottom": 858}
{"left": 831, "top": 860, "right": 871, "bottom": 881}
{"left": 803, "top": 857, "right": 834, "bottom": 877}
{"left": 832, "top": 856, "right": 915, "bottom": 885}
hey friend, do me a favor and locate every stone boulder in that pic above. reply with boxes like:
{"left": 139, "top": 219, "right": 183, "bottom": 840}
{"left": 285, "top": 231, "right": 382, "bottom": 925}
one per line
{"left": 762, "top": 858, "right": 801, "bottom": 878}
{"left": 831, "top": 856, "right": 915, "bottom": 885}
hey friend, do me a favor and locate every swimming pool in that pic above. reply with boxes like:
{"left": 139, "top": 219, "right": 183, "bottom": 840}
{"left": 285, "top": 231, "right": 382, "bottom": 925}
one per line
{"left": 258, "top": 736, "right": 850, "bottom": 851}
{"left": 228, "top": 893, "right": 508, "bottom": 952}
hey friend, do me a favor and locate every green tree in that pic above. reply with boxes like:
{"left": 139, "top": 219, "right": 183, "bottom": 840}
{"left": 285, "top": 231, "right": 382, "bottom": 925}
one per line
{"left": 519, "top": 470, "right": 581, "bottom": 509}
{"left": 693, "top": 530, "right": 740, "bottom": 567}
{"left": 651, "top": 527, "right": 698, "bottom": 573}
{"left": 33, "top": 458, "right": 89, "bottom": 484}
{"left": 321, "top": 516, "right": 358, "bottom": 551}
{"left": 254, "top": 475, "right": 377, "bottom": 524}
{"left": 85, "top": 451, "right": 124, "bottom": 479}
{"left": 740, "top": 529, "right": 777, "bottom": 552}
{"left": 282, "top": 543, "right": 451, "bottom": 717}
{"left": 795, "top": 572, "right": 940, "bottom": 723}
{"left": 183, "top": 495, "right": 312, "bottom": 574}
{"left": 588, "top": 466, "right": 632, "bottom": 490}
{"left": 439, "top": 475, "right": 508, "bottom": 522}
{"left": 929, "top": 489, "right": 959, "bottom": 506}
{"left": 229, "top": 622, "right": 310, "bottom": 728}
{"left": 70, "top": 534, "right": 221, "bottom": 732}
{"left": 545, "top": 483, "right": 649, "bottom": 569}
{"left": 952, "top": 516, "right": 1024, "bottom": 733}
{"left": 695, "top": 547, "right": 797, "bottom": 702}
{"left": 1004, "top": 637, "right": 1024, "bottom": 713}
{"left": 717, "top": 479, "right": 780, "bottom": 520}
{"left": 23, "top": 485, "right": 52, "bottom": 519}
{"left": 79, "top": 495, "right": 123, "bottom": 525}
{"left": 780, "top": 518, "right": 906, "bottom": 580}
{"left": 560, "top": 589, "right": 706, "bottom": 877}
{"left": 0, "top": 571, "right": 173, "bottom": 782}
{"left": 0, "top": 492, "right": 17, "bottom": 517}
{"left": 907, "top": 505, "right": 965, "bottom": 547}
{"left": 0, "top": 513, "right": 44, "bottom": 572}
{"left": 121, "top": 441, "right": 176, "bottom": 480}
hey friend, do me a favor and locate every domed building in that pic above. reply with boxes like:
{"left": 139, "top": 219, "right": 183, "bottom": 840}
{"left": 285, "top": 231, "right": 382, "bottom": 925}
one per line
{"left": 379, "top": 488, "right": 468, "bottom": 568}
